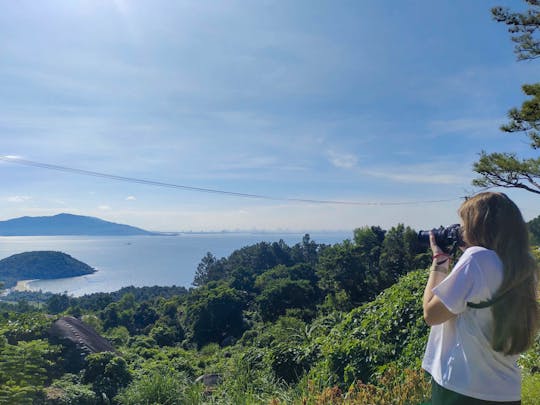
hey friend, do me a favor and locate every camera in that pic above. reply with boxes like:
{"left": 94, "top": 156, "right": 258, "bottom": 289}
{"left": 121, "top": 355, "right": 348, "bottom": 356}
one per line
{"left": 418, "top": 224, "right": 464, "bottom": 250}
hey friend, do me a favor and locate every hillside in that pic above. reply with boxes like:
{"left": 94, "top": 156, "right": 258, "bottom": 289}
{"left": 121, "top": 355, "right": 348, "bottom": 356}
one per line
{"left": 0, "top": 251, "right": 96, "bottom": 287}
{"left": 0, "top": 213, "right": 156, "bottom": 236}
{"left": 0, "top": 229, "right": 538, "bottom": 404}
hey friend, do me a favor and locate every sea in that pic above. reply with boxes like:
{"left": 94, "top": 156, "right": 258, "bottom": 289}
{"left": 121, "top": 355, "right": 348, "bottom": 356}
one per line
{"left": 0, "top": 232, "right": 351, "bottom": 297}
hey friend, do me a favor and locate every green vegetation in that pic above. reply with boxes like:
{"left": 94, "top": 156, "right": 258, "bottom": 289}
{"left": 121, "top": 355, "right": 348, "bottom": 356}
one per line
{"left": 0, "top": 224, "right": 537, "bottom": 404}
{"left": 529, "top": 214, "right": 540, "bottom": 245}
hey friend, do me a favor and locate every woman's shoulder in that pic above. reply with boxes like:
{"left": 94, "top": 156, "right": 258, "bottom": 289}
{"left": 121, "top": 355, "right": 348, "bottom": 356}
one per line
{"left": 464, "top": 245, "right": 494, "bottom": 255}
{"left": 462, "top": 246, "right": 502, "bottom": 269}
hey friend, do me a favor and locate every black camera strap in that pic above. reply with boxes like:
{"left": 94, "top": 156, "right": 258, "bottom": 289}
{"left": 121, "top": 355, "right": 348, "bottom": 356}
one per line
{"left": 466, "top": 274, "right": 533, "bottom": 309}
{"left": 467, "top": 293, "right": 506, "bottom": 309}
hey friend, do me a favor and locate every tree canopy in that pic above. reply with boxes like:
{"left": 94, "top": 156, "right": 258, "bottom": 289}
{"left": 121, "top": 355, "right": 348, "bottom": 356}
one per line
{"left": 473, "top": 1, "right": 540, "bottom": 194}
{"left": 529, "top": 214, "right": 540, "bottom": 244}
{"left": 492, "top": 0, "right": 540, "bottom": 61}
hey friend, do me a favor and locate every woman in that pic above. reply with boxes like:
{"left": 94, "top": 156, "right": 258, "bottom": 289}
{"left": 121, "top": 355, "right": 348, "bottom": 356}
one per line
{"left": 422, "top": 192, "right": 539, "bottom": 404}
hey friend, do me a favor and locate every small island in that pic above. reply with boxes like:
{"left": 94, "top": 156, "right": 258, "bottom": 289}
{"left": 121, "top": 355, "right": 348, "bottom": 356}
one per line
{"left": 0, "top": 251, "right": 96, "bottom": 289}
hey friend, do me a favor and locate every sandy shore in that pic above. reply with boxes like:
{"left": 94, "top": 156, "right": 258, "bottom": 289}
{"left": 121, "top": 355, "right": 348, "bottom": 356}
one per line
{"left": 13, "top": 279, "right": 37, "bottom": 292}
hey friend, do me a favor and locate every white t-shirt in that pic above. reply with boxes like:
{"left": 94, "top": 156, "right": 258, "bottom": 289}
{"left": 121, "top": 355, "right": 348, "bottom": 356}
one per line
{"left": 422, "top": 246, "right": 521, "bottom": 402}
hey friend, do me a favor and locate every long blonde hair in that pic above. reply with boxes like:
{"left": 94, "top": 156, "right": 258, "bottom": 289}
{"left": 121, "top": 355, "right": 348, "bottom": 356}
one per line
{"left": 458, "top": 192, "right": 539, "bottom": 355}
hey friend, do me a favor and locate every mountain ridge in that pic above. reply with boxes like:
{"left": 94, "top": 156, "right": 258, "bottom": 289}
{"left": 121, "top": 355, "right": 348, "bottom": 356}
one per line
{"left": 0, "top": 213, "right": 157, "bottom": 236}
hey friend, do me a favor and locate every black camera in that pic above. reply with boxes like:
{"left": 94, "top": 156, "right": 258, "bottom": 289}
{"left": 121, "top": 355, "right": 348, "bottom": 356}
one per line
{"left": 418, "top": 224, "right": 464, "bottom": 250}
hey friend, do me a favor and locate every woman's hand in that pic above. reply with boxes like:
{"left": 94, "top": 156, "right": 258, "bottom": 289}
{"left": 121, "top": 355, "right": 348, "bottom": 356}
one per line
{"left": 423, "top": 231, "right": 456, "bottom": 326}
{"left": 429, "top": 231, "right": 444, "bottom": 256}
{"left": 429, "top": 231, "right": 450, "bottom": 271}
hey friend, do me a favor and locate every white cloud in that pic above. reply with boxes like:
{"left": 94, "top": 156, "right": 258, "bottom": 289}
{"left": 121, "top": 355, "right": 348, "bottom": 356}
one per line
{"left": 98, "top": 205, "right": 112, "bottom": 210}
{"left": 365, "top": 170, "right": 465, "bottom": 185}
{"left": 214, "top": 155, "right": 278, "bottom": 171}
{"left": 327, "top": 150, "right": 358, "bottom": 169}
{"left": 6, "top": 195, "right": 31, "bottom": 203}
{"left": 362, "top": 160, "right": 473, "bottom": 185}
{"left": 428, "top": 117, "right": 502, "bottom": 137}
{"left": 125, "top": 196, "right": 136, "bottom": 201}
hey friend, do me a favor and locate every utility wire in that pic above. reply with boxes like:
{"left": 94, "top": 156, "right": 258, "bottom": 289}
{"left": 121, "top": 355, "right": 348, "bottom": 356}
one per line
{"left": 0, "top": 156, "right": 461, "bottom": 206}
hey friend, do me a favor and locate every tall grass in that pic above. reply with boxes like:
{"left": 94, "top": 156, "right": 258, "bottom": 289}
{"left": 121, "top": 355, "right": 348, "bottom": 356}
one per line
{"left": 269, "top": 366, "right": 430, "bottom": 405}
{"left": 115, "top": 367, "right": 204, "bottom": 405}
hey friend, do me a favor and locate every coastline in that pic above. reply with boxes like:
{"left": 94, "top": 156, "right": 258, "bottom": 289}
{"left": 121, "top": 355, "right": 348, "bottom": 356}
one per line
{"left": 13, "top": 279, "right": 38, "bottom": 292}
{"left": 0, "top": 233, "right": 350, "bottom": 296}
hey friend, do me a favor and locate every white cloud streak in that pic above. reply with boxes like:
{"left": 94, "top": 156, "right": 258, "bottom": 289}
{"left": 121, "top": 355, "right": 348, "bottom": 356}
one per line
{"left": 327, "top": 150, "right": 358, "bottom": 169}
{"left": 428, "top": 117, "right": 503, "bottom": 137}
{"left": 6, "top": 195, "right": 32, "bottom": 203}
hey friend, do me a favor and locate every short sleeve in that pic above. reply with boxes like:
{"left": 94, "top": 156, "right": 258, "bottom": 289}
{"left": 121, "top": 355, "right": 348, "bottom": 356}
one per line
{"left": 432, "top": 251, "right": 484, "bottom": 314}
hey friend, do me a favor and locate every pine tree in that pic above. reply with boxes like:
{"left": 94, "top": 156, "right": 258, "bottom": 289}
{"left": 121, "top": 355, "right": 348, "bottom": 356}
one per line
{"left": 473, "top": 1, "right": 540, "bottom": 194}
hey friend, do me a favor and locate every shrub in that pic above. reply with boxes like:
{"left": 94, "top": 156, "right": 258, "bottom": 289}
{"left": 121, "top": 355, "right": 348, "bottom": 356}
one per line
{"left": 522, "top": 372, "right": 540, "bottom": 405}
{"left": 80, "top": 314, "right": 103, "bottom": 334}
{"left": 0, "top": 339, "right": 60, "bottom": 404}
{"left": 321, "top": 269, "right": 429, "bottom": 386}
{"left": 184, "top": 283, "right": 246, "bottom": 348}
{"left": 83, "top": 352, "right": 132, "bottom": 401}
{"left": 104, "top": 325, "right": 130, "bottom": 347}
{"left": 519, "top": 332, "right": 540, "bottom": 374}
{"left": 44, "top": 374, "right": 97, "bottom": 405}
{"left": 256, "top": 278, "right": 318, "bottom": 322}
{"left": 283, "top": 365, "right": 430, "bottom": 405}
{"left": 0, "top": 311, "right": 53, "bottom": 343}
{"left": 115, "top": 366, "right": 203, "bottom": 405}
{"left": 149, "top": 322, "right": 183, "bottom": 347}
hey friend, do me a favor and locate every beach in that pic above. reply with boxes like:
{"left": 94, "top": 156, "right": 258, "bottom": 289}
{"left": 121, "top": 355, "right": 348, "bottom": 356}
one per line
{"left": 13, "top": 279, "right": 36, "bottom": 292}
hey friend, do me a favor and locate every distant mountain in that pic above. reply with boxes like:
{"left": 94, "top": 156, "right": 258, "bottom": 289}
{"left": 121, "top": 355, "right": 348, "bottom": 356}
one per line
{"left": 0, "top": 251, "right": 96, "bottom": 288}
{"left": 0, "top": 213, "right": 156, "bottom": 236}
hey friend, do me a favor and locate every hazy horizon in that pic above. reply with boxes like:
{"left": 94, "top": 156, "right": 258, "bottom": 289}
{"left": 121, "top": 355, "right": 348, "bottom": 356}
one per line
{"left": 0, "top": 211, "right": 356, "bottom": 234}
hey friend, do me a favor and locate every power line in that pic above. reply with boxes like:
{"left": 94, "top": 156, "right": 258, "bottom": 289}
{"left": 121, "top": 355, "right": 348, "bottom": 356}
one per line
{"left": 0, "top": 156, "right": 461, "bottom": 206}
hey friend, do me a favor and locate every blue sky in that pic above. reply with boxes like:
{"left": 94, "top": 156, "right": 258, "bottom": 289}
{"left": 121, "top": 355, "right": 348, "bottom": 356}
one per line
{"left": 0, "top": 0, "right": 538, "bottom": 232}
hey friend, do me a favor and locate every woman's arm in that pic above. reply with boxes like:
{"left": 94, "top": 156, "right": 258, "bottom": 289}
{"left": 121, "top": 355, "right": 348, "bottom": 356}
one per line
{"left": 423, "top": 268, "right": 455, "bottom": 326}
{"left": 423, "top": 232, "right": 456, "bottom": 326}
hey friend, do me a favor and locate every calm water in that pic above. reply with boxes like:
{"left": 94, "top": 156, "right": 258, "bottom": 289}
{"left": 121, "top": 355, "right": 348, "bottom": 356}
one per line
{"left": 0, "top": 232, "right": 351, "bottom": 296}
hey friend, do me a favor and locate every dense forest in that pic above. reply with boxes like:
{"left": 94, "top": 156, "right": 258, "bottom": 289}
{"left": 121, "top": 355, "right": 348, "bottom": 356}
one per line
{"left": 0, "top": 221, "right": 539, "bottom": 404}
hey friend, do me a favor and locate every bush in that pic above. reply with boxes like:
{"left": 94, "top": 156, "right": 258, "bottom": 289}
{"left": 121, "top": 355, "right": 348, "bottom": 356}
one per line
{"left": 522, "top": 372, "right": 540, "bottom": 405}
{"left": 256, "top": 278, "right": 318, "bottom": 322}
{"left": 150, "top": 322, "right": 184, "bottom": 347}
{"left": 284, "top": 366, "right": 430, "bottom": 405}
{"left": 104, "top": 325, "right": 130, "bottom": 347}
{"left": 268, "top": 344, "right": 313, "bottom": 384}
{"left": 80, "top": 314, "right": 103, "bottom": 334}
{"left": 184, "top": 283, "right": 247, "bottom": 348}
{"left": 321, "top": 269, "right": 429, "bottom": 386}
{"left": 115, "top": 366, "right": 203, "bottom": 405}
{"left": 0, "top": 312, "right": 53, "bottom": 343}
{"left": 212, "top": 355, "right": 289, "bottom": 405}
{"left": 519, "top": 332, "right": 540, "bottom": 374}
{"left": 83, "top": 352, "right": 132, "bottom": 401}
{"left": 0, "top": 339, "right": 61, "bottom": 404}
{"left": 44, "top": 374, "right": 97, "bottom": 405}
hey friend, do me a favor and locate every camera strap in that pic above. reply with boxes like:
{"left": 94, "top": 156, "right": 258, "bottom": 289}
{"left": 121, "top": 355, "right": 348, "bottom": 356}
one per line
{"left": 467, "top": 274, "right": 533, "bottom": 309}
{"left": 467, "top": 293, "right": 506, "bottom": 309}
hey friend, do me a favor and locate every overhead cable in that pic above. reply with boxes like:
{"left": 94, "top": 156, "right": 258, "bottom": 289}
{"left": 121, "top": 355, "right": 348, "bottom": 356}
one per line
{"left": 0, "top": 156, "right": 460, "bottom": 206}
